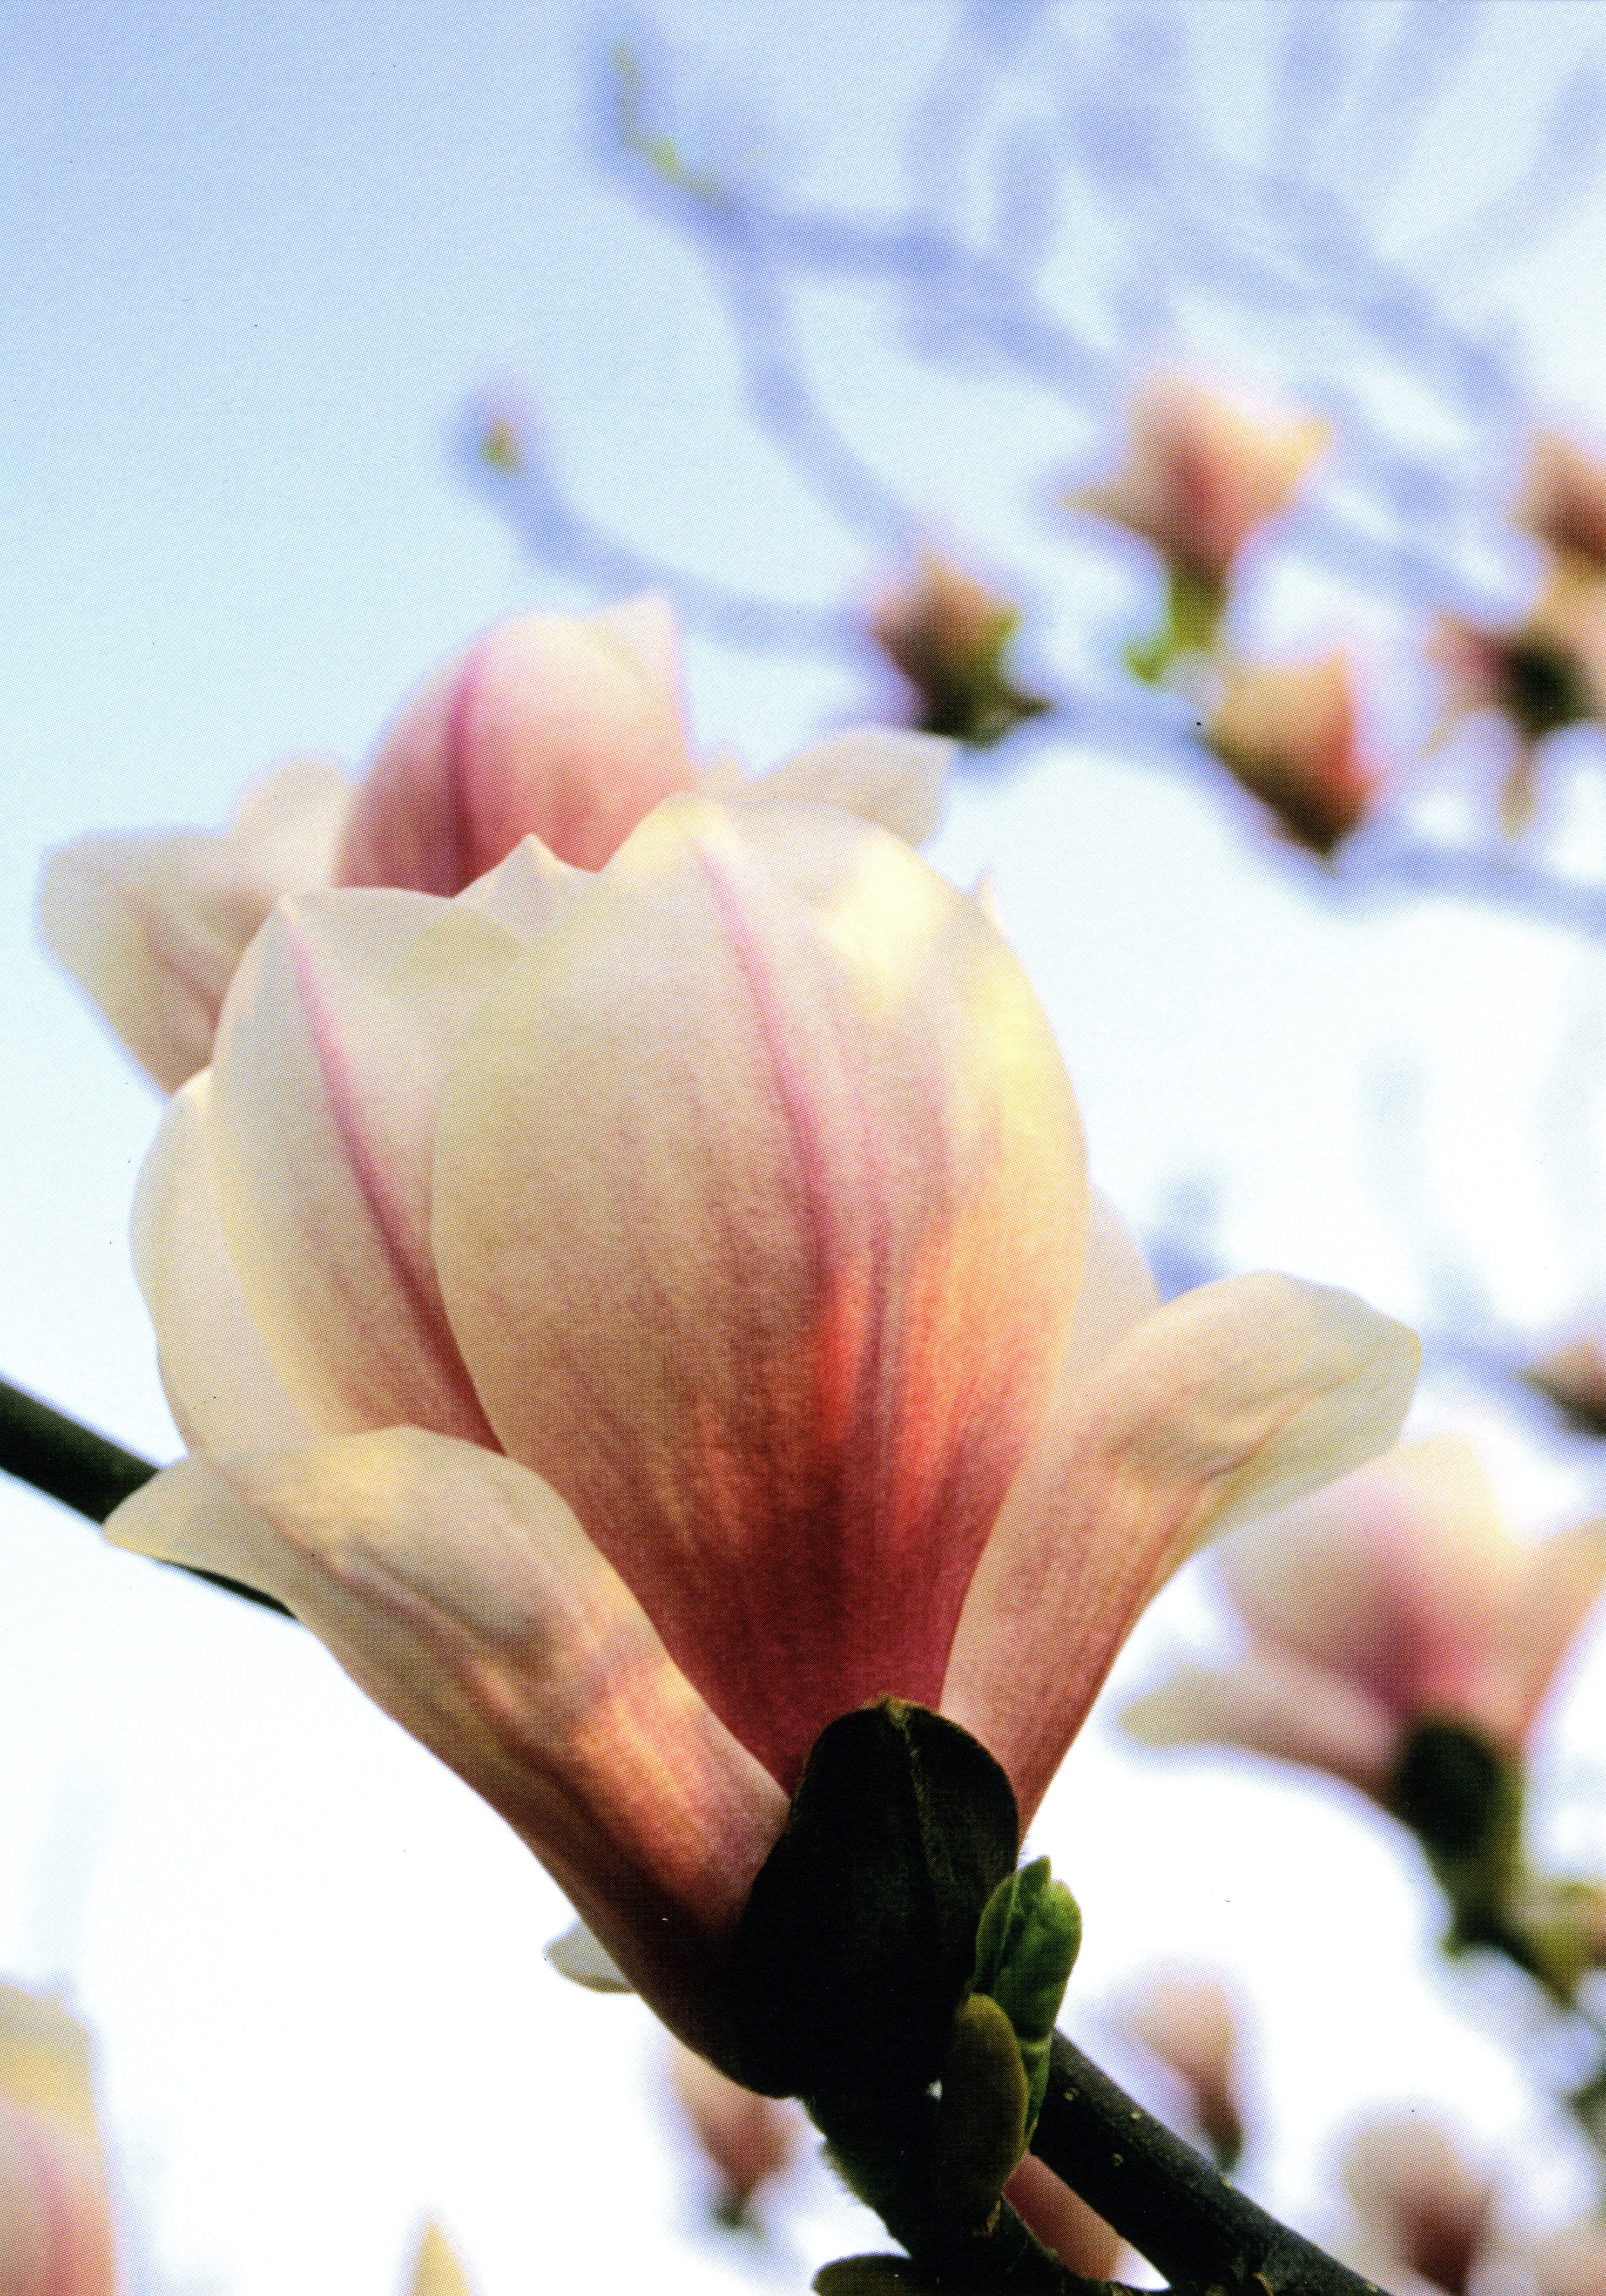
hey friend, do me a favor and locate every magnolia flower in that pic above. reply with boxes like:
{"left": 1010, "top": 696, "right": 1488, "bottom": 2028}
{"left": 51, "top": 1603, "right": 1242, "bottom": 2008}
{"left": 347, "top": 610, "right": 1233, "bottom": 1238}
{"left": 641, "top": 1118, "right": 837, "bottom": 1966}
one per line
{"left": 39, "top": 596, "right": 949, "bottom": 1090}
{"left": 0, "top": 1984, "right": 117, "bottom": 2296}
{"left": 107, "top": 794, "right": 1416, "bottom": 2072}
{"left": 1205, "top": 654, "right": 1377, "bottom": 856}
{"left": 1341, "top": 2119, "right": 1494, "bottom": 2296}
{"left": 1513, "top": 429, "right": 1606, "bottom": 571}
{"left": 869, "top": 551, "right": 1050, "bottom": 749}
{"left": 669, "top": 2045, "right": 805, "bottom": 2222}
{"left": 1428, "top": 568, "right": 1606, "bottom": 831}
{"left": 1067, "top": 377, "right": 1328, "bottom": 587}
{"left": 1124, "top": 1437, "right": 1606, "bottom": 1796}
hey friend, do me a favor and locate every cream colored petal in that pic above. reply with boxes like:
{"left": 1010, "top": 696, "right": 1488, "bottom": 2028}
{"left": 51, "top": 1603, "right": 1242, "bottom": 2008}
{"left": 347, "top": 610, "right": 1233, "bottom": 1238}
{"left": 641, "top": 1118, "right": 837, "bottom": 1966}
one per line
{"left": 1120, "top": 1649, "right": 1401, "bottom": 1795}
{"left": 455, "top": 834, "right": 586, "bottom": 944}
{"left": 106, "top": 1430, "right": 787, "bottom": 2064}
{"left": 545, "top": 1920, "right": 634, "bottom": 1994}
{"left": 131, "top": 1073, "right": 313, "bottom": 1454}
{"left": 434, "top": 794, "right": 1086, "bottom": 1793}
{"left": 732, "top": 729, "right": 951, "bottom": 845}
{"left": 38, "top": 758, "right": 351, "bottom": 1092}
{"left": 1059, "top": 1190, "right": 1160, "bottom": 1392}
{"left": 207, "top": 890, "right": 523, "bottom": 1440}
{"left": 1220, "top": 1437, "right": 1518, "bottom": 1723}
{"left": 942, "top": 1274, "right": 1418, "bottom": 1823}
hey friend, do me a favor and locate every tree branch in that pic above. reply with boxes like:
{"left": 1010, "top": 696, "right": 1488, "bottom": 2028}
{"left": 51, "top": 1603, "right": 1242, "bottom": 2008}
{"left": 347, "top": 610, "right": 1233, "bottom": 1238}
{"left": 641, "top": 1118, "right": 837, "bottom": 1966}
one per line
{"left": 0, "top": 1379, "right": 291, "bottom": 1619}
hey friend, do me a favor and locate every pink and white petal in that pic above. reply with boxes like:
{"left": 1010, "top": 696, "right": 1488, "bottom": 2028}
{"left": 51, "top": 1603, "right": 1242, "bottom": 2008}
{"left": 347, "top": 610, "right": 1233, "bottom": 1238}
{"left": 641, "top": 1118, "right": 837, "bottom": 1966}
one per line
{"left": 433, "top": 795, "right": 1086, "bottom": 1792}
{"left": 1058, "top": 1190, "right": 1160, "bottom": 1392}
{"left": 131, "top": 1074, "right": 313, "bottom": 1455}
{"left": 207, "top": 890, "right": 524, "bottom": 1441}
{"left": 730, "top": 730, "right": 951, "bottom": 845}
{"left": 104, "top": 1430, "right": 787, "bottom": 2066}
{"left": 38, "top": 760, "right": 350, "bottom": 1094}
{"left": 1219, "top": 1438, "right": 1518, "bottom": 1723}
{"left": 335, "top": 606, "right": 699, "bottom": 893}
{"left": 1120, "top": 1648, "right": 1402, "bottom": 1795}
{"left": 1486, "top": 1516, "right": 1606, "bottom": 1747}
{"left": 941, "top": 1273, "right": 1418, "bottom": 1823}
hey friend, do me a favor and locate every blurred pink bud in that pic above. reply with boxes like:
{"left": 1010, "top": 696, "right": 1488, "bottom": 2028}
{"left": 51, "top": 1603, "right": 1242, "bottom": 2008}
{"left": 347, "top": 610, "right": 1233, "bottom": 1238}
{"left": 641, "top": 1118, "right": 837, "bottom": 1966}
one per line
{"left": 669, "top": 2044, "right": 805, "bottom": 2221}
{"left": 0, "top": 1985, "right": 116, "bottom": 2296}
{"left": 869, "top": 552, "right": 1049, "bottom": 748}
{"left": 1068, "top": 376, "right": 1328, "bottom": 586}
{"left": 1125, "top": 1437, "right": 1606, "bottom": 1796}
{"left": 1514, "top": 429, "right": 1606, "bottom": 570}
{"left": 40, "top": 597, "right": 951, "bottom": 1090}
{"left": 1120, "top": 1972, "right": 1243, "bottom": 2171}
{"left": 107, "top": 798, "right": 1415, "bottom": 2063}
{"left": 1428, "top": 569, "right": 1606, "bottom": 832}
{"left": 1342, "top": 2118, "right": 1493, "bottom": 2296}
{"left": 1205, "top": 654, "right": 1378, "bottom": 856}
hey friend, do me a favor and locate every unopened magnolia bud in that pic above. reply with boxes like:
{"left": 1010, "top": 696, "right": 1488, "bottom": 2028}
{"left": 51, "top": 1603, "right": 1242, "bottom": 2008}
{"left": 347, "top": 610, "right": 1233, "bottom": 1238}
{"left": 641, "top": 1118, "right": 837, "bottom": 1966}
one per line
{"left": 670, "top": 2046, "right": 803, "bottom": 2224}
{"left": 1525, "top": 1333, "right": 1606, "bottom": 1435}
{"left": 1514, "top": 430, "right": 1606, "bottom": 571}
{"left": 1343, "top": 2119, "right": 1492, "bottom": 2296}
{"left": 1123, "top": 1972, "right": 1244, "bottom": 2173}
{"left": 870, "top": 552, "right": 1049, "bottom": 749}
{"left": 1068, "top": 375, "right": 1328, "bottom": 586}
{"left": 930, "top": 1993, "right": 1029, "bottom": 2236}
{"left": 1205, "top": 655, "right": 1376, "bottom": 856}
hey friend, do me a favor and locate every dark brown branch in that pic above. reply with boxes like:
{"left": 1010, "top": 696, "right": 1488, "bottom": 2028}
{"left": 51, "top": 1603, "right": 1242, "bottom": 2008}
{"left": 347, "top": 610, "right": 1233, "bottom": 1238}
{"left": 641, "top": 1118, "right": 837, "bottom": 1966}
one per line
{"left": 0, "top": 1378, "right": 292, "bottom": 1619}
{"left": 1033, "top": 2033, "right": 1381, "bottom": 2296}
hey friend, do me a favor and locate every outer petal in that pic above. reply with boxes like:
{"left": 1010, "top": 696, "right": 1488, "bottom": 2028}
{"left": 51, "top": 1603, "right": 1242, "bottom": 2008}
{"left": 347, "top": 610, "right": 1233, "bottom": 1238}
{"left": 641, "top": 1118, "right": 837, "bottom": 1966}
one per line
{"left": 206, "top": 890, "right": 527, "bottom": 1441}
{"left": 941, "top": 1274, "right": 1419, "bottom": 1822}
{"left": 1120, "top": 1649, "right": 1401, "bottom": 1795}
{"left": 335, "top": 599, "right": 699, "bottom": 893}
{"left": 1058, "top": 1190, "right": 1159, "bottom": 1392}
{"left": 131, "top": 1073, "right": 313, "bottom": 1455}
{"left": 715, "top": 728, "right": 951, "bottom": 846}
{"left": 433, "top": 795, "right": 1086, "bottom": 1792}
{"left": 105, "top": 1431, "right": 787, "bottom": 2066}
{"left": 38, "top": 758, "right": 351, "bottom": 1091}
